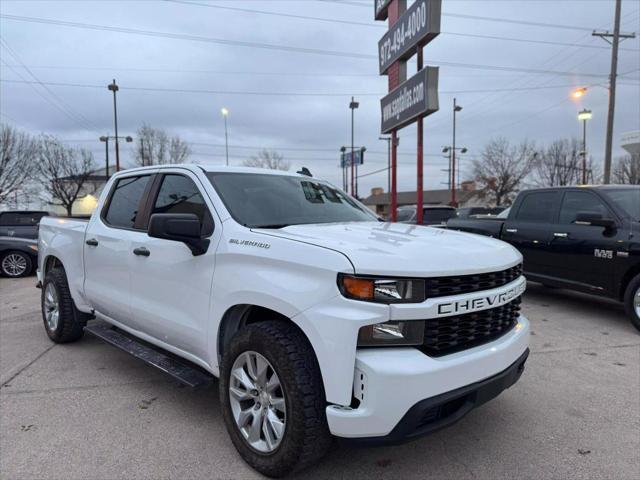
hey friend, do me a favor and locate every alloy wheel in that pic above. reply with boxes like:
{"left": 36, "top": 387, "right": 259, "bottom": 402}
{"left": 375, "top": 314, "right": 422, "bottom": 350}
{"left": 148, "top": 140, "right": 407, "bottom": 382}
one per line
{"left": 635, "top": 286, "right": 640, "bottom": 318}
{"left": 44, "top": 283, "right": 60, "bottom": 331}
{"left": 228, "top": 351, "right": 286, "bottom": 453}
{"left": 2, "top": 253, "right": 27, "bottom": 277}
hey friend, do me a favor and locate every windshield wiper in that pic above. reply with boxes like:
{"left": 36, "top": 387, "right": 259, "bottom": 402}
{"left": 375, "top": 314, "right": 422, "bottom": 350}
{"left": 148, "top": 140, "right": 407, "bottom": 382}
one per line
{"left": 252, "top": 224, "right": 290, "bottom": 229}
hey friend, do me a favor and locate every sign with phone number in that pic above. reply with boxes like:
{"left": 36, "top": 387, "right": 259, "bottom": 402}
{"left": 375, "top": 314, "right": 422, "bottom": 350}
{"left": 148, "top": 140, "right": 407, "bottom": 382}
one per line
{"left": 378, "top": 0, "right": 441, "bottom": 75}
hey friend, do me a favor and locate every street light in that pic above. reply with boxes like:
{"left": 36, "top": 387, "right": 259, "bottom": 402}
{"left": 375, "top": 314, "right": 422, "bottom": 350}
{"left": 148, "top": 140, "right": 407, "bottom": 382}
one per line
{"left": 99, "top": 135, "right": 133, "bottom": 175}
{"left": 221, "top": 107, "right": 229, "bottom": 166}
{"left": 349, "top": 97, "right": 359, "bottom": 197}
{"left": 572, "top": 87, "right": 588, "bottom": 99}
{"left": 578, "top": 108, "right": 593, "bottom": 184}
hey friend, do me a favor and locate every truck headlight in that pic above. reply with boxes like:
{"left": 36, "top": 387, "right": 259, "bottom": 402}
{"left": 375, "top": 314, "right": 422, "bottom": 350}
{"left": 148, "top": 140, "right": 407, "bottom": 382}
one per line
{"left": 338, "top": 274, "right": 425, "bottom": 304}
{"left": 357, "top": 321, "right": 425, "bottom": 347}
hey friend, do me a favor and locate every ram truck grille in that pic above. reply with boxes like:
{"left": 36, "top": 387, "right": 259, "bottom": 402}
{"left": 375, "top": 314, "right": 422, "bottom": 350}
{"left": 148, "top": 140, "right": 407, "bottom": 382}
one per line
{"left": 425, "top": 264, "right": 522, "bottom": 298}
{"left": 420, "top": 298, "right": 521, "bottom": 357}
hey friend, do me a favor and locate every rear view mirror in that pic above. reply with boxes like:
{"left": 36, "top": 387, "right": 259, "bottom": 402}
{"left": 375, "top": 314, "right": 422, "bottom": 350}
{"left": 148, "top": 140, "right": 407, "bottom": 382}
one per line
{"left": 148, "top": 213, "right": 210, "bottom": 256}
{"left": 574, "top": 212, "right": 616, "bottom": 229}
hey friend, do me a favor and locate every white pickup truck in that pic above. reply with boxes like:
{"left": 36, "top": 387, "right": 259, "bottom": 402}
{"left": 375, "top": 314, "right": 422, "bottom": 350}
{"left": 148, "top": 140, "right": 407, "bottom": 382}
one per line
{"left": 38, "top": 165, "right": 529, "bottom": 477}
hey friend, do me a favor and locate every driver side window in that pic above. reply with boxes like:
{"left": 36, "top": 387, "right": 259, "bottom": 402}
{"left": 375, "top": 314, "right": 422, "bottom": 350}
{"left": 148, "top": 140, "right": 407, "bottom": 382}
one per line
{"left": 151, "top": 174, "right": 214, "bottom": 236}
{"left": 559, "top": 191, "right": 609, "bottom": 224}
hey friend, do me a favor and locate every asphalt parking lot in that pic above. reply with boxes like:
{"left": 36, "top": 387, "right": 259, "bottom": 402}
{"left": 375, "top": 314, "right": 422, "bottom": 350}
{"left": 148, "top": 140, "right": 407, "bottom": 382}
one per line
{"left": 1, "top": 276, "right": 639, "bottom": 480}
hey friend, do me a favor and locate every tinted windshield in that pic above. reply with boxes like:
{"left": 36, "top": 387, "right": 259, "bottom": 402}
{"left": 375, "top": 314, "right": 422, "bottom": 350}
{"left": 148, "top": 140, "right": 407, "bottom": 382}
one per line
{"left": 0, "top": 212, "right": 47, "bottom": 226}
{"left": 207, "top": 172, "right": 376, "bottom": 228}
{"left": 601, "top": 188, "right": 640, "bottom": 221}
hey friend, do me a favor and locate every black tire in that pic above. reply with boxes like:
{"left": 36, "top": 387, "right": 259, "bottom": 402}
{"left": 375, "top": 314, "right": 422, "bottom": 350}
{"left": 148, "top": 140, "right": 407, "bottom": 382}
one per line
{"left": 623, "top": 274, "right": 640, "bottom": 333}
{"left": 0, "top": 250, "right": 33, "bottom": 278}
{"left": 41, "top": 267, "right": 91, "bottom": 343}
{"left": 219, "top": 321, "right": 332, "bottom": 478}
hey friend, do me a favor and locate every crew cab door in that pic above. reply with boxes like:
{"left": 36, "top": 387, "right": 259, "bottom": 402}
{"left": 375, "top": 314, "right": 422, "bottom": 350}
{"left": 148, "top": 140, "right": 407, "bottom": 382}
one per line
{"left": 84, "top": 173, "right": 156, "bottom": 323}
{"left": 128, "top": 170, "right": 217, "bottom": 362}
{"left": 547, "top": 190, "right": 624, "bottom": 295}
{"left": 501, "top": 191, "right": 560, "bottom": 276}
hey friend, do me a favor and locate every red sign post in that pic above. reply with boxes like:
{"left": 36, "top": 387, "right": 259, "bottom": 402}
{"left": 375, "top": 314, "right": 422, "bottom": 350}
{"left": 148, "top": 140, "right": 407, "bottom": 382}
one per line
{"left": 375, "top": 0, "right": 441, "bottom": 223}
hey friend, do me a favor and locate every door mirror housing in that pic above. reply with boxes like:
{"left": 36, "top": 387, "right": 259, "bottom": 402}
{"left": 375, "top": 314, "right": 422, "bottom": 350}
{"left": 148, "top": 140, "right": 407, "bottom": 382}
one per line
{"left": 574, "top": 212, "right": 616, "bottom": 229}
{"left": 148, "top": 213, "right": 210, "bottom": 256}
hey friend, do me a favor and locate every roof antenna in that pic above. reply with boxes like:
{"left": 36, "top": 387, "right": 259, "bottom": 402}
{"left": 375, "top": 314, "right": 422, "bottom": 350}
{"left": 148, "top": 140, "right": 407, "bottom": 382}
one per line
{"left": 297, "top": 167, "right": 313, "bottom": 177}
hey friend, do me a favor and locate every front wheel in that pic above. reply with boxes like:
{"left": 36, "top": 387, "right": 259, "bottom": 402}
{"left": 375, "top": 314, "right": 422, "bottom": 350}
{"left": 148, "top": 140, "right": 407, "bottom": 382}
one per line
{"left": 220, "top": 321, "right": 332, "bottom": 477}
{"left": 0, "top": 250, "right": 32, "bottom": 277}
{"left": 624, "top": 274, "right": 640, "bottom": 333}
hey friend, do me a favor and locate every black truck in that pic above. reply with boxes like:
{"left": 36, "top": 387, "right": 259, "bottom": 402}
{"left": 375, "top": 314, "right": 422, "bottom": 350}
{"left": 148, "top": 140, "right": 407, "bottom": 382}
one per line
{"left": 446, "top": 186, "right": 640, "bottom": 331}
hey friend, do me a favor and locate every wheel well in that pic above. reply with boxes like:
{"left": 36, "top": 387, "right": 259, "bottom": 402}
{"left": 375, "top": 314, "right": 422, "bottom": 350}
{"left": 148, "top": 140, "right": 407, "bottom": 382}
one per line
{"left": 620, "top": 265, "right": 640, "bottom": 300}
{"left": 217, "top": 304, "right": 307, "bottom": 363}
{"left": 43, "top": 255, "right": 64, "bottom": 277}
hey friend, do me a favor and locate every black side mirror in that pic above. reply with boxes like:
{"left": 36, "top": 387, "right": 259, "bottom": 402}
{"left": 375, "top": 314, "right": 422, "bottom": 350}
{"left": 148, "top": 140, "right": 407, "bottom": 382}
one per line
{"left": 148, "top": 213, "right": 210, "bottom": 256}
{"left": 574, "top": 212, "right": 616, "bottom": 229}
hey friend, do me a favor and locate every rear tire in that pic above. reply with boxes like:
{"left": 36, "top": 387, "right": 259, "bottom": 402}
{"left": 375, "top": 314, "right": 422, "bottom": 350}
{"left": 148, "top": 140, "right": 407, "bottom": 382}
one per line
{"left": 41, "top": 267, "right": 91, "bottom": 343}
{"left": 220, "top": 321, "right": 332, "bottom": 477}
{"left": 623, "top": 274, "right": 640, "bottom": 333}
{"left": 0, "top": 250, "right": 32, "bottom": 277}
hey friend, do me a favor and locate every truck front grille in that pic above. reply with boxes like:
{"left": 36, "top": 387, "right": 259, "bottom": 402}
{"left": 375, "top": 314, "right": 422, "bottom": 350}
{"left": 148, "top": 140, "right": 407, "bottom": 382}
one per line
{"left": 420, "top": 298, "right": 521, "bottom": 357}
{"left": 425, "top": 264, "right": 522, "bottom": 298}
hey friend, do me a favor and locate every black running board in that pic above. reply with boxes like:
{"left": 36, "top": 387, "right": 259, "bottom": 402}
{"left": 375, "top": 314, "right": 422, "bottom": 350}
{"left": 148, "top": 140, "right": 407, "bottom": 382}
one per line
{"left": 84, "top": 323, "right": 214, "bottom": 389}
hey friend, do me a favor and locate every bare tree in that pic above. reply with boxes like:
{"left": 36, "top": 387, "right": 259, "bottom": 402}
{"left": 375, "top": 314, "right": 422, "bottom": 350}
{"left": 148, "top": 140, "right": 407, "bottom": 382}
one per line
{"left": 37, "top": 136, "right": 95, "bottom": 216}
{"left": 612, "top": 154, "right": 640, "bottom": 184}
{"left": 472, "top": 138, "right": 537, "bottom": 206}
{"left": 530, "top": 138, "right": 601, "bottom": 186}
{"left": 134, "top": 124, "right": 191, "bottom": 166}
{"left": 0, "top": 123, "right": 38, "bottom": 206}
{"left": 243, "top": 149, "right": 290, "bottom": 171}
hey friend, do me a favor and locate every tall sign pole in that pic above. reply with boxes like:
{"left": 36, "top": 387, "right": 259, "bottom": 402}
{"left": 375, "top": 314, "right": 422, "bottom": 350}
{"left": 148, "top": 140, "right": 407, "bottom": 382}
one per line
{"left": 376, "top": 0, "right": 441, "bottom": 222}
{"left": 416, "top": 46, "right": 424, "bottom": 225}
{"left": 107, "top": 79, "right": 121, "bottom": 172}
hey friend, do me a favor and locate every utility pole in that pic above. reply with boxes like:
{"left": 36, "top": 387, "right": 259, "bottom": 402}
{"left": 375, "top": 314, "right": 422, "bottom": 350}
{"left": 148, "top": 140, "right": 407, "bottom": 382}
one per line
{"left": 221, "top": 107, "right": 230, "bottom": 166}
{"left": 349, "top": 97, "right": 359, "bottom": 197}
{"left": 107, "top": 80, "right": 121, "bottom": 172}
{"left": 593, "top": 0, "right": 636, "bottom": 184}
{"left": 99, "top": 136, "right": 109, "bottom": 176}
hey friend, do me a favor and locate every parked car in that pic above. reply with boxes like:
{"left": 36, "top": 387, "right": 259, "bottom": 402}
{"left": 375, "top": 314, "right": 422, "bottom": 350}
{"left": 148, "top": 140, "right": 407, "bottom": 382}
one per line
{"left": 396, "top": 205, "right": 457, "bottom": 226}
{"left": 455, "top": 206, "right": 506, "bottom": 219}
{"left": 38, "top": 165, "right": 529, "bottom": 476}
{"left": 0, "top": 210, "right": 52, "bottom": 239}
{"left": 446, "top": 186, "right": 640, "bottom": 331}
{"left": 0, "top": 236, "right": 38, "bottom": 277}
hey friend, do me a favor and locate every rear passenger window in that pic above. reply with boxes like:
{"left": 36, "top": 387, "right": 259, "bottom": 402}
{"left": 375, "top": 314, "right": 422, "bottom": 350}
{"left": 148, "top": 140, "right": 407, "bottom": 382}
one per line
{"left": 104, "top": 175, "right": 151, "bottom": 229}
{"left": 515, "top": 192, "right": 559, "bottom": 223}
{"left": 151, "top": 175, "right": 213, "bottom": 235}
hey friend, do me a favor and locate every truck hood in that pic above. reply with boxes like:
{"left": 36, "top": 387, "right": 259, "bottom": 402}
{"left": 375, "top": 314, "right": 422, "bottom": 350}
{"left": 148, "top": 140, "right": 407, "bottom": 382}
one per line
{"left": 255, "top": 221, "right": 522, "bottom": 277}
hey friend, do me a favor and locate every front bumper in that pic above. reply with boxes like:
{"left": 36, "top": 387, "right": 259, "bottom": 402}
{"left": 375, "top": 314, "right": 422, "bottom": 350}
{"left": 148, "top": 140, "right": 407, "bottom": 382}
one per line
{"left": 326, "top": 314, "right": 530, "bottom": 440}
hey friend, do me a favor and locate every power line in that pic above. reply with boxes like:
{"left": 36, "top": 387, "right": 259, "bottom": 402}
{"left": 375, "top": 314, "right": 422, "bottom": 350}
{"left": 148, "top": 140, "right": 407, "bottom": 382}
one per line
{"left": 4, "top": 78, "right": 624, "bottom": 98}
{"left": 318, "top": 0, "right": 628, "bottom": 33}
{"left": 0, "top": 14, "right": 620, "bottom": 77}
{"left": 0, "top": 37, "right": 98, "bottom": 131}
{"left": 162, "top": 0, "right": 638, "bottom": 52}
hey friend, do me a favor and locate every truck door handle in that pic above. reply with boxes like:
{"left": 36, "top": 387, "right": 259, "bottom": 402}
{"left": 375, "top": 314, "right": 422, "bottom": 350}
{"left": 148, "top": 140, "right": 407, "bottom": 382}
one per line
{"left": 505, "top": 228, "right": 518, "bottom": 233}
{"left": 553, "top": 232, "right": 568, "bottom": 238}
{"left": 85, "top": 238, "right": 99, "bottom": 247}
{"left": 133, "top": 247, "right": 150, "bottom": 257}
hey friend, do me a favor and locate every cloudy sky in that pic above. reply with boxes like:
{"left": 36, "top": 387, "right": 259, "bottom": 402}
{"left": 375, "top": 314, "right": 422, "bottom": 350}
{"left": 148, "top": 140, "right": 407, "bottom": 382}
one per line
{"left": 1, "top": 0, "right": 639, "bottom": 197}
